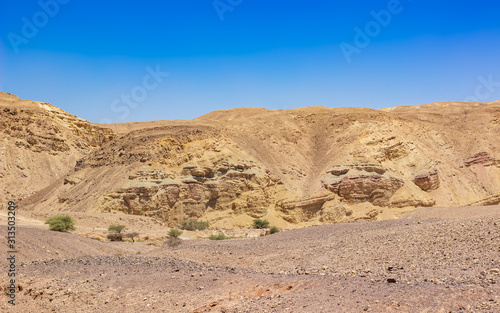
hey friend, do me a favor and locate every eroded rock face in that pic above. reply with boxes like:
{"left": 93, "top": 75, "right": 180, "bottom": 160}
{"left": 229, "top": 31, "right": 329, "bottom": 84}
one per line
{"left": 413, "top": 171, "right": 440, "bottom": 191}
{"left": 277, "top": 194, "right": 336, "bottom": 223}
{"left": 389, "top": 197, "right": 435, "bottom": 208}
{"left": 12, "top": 92, "right": 500, "bottom": 228}
{"left": 323, "top": 165, "right": 404, "bottom": 206}
{"left": 100, "top": 163, "right": 283, "bottom": 225}
{"left": 465, "top": 152, "right": 500, "bottom": 167}
{"left": 469, "top": 194, "right": 500, "bottom": 206}
{"left": 74, "top": 127, "right": 215, "bottom": 170}
{"left": 327, "top": 164, "right": 386, "bottom": 175}
{"left": 0, "top": 94, "right": 114, "bottom": 204}
{"left": 318, "top": 202, "right": 353, "bottom": 223}
{"left": 1, "top": 105, "right": 113, "bottom": 155}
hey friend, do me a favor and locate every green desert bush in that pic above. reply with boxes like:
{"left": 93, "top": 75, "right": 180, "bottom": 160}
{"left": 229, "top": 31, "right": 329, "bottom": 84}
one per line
{"left": 208, "top": 233, "right": 231, "bottom": 240}
{"left": 252, "top": 218, "right": 270, "bottom": 229}
{"left": 45, "top": 215, "right": 76, "bottom": 232}
{"left": 179, "top": 219, "right": 210, "bottom": 231}
{"left": 168, "top": 228, "right": 183, "bottom": 238}
{"left": 166, "top": 228, "right": 183, "bottom": 247}
{"left": 270, "top": 226, "right": 280, "bottom": 234}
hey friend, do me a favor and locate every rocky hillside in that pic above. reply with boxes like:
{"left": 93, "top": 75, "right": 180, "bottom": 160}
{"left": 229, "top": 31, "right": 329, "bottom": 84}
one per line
{"left": 4, "top": 92, "right": 499, "bottom": 228}
{"left": 0, "top": 92, "right": 114, "bottom": 208}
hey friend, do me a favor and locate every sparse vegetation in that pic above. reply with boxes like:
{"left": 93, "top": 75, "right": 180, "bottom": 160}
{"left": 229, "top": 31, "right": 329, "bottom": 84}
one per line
{"left": 107, "top": 233, "right": 122, "bottom": 241}
{"left": 125, "top": 232, "right": 140, "bottom": 242}
{"left": 107, "top": 224, "right": 126, "bottom": 241}
{"left": 45, "top": 215, "right": 76, "bottom": 232}
{"left": 168, "top": 228, "right": 183, "bottom": 238}
{"left": 253, "top": 218, "right": 270, "bottom": 229}
{"left": 166, "top": 237, "right": 182, "bottom": 247}
{"left": 270, "top": 226, "right": 280, "bottom": 234}
{"left": 208, "top": 233, "right": 231, "bottom": 240}
{"left": 179, "top": 219, "right": 210, "bottom": 231}
{"left": 167, "top": 237, "right": 182, "bottom": 247}
{"left": 108, "top": 224, "right": 126, "bottom": 233}
{"left": 166, "top": 228, "right": 183, "bottom": 247}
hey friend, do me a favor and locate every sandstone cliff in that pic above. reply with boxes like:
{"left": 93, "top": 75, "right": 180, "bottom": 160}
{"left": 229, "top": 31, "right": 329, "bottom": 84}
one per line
{"left": 3, "top": 92, "right": 499, "bottom": 228}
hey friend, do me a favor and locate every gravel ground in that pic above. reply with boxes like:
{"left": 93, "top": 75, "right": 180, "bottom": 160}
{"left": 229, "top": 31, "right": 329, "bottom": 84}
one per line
{"left": 1, "top": 210, "right": 499, "bottom": 312}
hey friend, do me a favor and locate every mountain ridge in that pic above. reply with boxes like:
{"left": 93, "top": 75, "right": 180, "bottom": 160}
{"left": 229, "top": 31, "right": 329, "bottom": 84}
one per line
{"left": 2, "top": 92, "right": 500, "bottom": 228}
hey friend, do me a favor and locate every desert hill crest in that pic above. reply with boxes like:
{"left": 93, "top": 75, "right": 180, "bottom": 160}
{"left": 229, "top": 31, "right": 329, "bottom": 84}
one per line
{"left": 1, "top": 92, "right": 500, "bottom": 228}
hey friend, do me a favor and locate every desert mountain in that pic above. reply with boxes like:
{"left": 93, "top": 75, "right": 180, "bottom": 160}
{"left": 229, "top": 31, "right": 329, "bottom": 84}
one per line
{"left": 0, "top": 92, "right": 114, "bottom": 208}
{"left": 2, "top": 92, "right": 500, "bottom": 228}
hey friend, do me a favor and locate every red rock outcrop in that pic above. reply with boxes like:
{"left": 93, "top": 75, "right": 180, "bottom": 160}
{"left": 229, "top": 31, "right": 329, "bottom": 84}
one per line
{"left": 412, "top": 171, "right": 440, "bottom": 191}
{"left": 323, "top": 165, "right": 404, "bottom": 206}
{"left": 465, "top": 152, "right": 500, "bottom": 167}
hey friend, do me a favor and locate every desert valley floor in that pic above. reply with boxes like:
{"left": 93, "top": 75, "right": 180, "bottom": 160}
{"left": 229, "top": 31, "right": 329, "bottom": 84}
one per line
{"left": 1, "top": 206, "right": 499, "bottom": 312}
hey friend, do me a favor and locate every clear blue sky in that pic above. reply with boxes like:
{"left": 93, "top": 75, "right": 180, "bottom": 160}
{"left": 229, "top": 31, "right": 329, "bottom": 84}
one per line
{"left": 1, "top": 0, "right": 499, "bottom": 123}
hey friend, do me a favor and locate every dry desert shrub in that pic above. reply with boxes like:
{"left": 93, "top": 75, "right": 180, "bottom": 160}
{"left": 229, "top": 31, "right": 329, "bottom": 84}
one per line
{"left": 165, "top": 237, "right": 182, "bottom": 247}
{"left": 208, "top": 233, "right": 231, "bottom": 240}
{"left": 107, "top": 224, "right": 126, "bottom": 241}
{"left": 179, "top": 219, "right": 210, "bottom": 231}
{"left": 125, "top": 232, "right": 140, "bottom": 242}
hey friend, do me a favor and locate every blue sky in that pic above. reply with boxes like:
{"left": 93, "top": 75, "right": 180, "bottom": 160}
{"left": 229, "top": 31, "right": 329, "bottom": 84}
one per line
{"left": 1, "top": 0, "right": 499, "bottom": 122}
